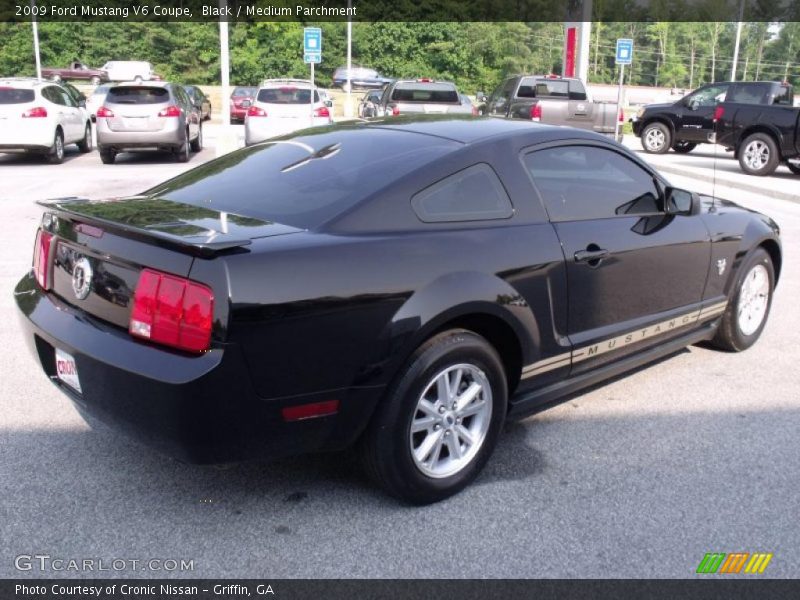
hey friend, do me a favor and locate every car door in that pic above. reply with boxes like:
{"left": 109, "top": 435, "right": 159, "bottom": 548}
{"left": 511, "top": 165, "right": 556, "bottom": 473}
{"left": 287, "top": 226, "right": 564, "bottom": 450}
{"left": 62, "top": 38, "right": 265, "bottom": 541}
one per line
{"left": 44, "top": 86, "right": 79, "bottom": 142}
{"left": 523, "top": 142, "right": 711, "bottom": 375}
{"left": 487, "top": 78, "right": 517, "bottom": 117}
{"left": 679, "top": 83, "right": 730, "bottom": 143}
{"left": 58, "top": 87, "right": 84, "bottom": 141}
{"left": 174, "top": 86, "right": 198, "bottom": 139}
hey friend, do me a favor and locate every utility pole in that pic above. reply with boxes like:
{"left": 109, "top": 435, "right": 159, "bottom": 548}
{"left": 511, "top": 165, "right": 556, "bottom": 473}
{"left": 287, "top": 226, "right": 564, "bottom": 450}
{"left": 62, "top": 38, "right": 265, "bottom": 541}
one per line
{"left": 31, "top": 0, "right": 42, "bottom": 80}
{"left": 730, "top": 0, "right": 745, "bottom": 81}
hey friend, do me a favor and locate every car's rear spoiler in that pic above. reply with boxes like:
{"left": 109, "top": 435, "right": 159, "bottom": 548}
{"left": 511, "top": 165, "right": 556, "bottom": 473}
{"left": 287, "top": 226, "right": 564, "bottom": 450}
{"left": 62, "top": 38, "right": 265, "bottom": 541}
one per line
{"left": 38, "top": 197, "right": 253, "bottom": 258}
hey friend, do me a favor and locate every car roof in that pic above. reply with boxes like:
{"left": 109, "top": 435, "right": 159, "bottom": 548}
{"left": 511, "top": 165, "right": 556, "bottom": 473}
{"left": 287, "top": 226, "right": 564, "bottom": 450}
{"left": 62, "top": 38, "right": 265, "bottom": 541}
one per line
{"left": 0, "top": 77, "right": 53, "bottom": 89}
{"left": 357, "top": 115, "right": 569, "bottom": 144}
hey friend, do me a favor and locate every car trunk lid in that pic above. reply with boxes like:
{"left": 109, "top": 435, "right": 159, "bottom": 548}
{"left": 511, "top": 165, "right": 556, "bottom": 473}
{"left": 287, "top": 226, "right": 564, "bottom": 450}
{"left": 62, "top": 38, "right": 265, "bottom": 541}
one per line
{"left": 103, "top": 85, "right": 172, "bottom": 132}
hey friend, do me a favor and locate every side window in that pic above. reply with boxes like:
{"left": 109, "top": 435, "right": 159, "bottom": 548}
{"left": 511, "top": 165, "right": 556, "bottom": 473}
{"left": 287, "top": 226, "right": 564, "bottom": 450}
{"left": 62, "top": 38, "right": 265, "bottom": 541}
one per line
{"left": 524, "top": 145, "right": 662, "bottom": 222}
{"left": 411, "top": 163, "right": 514, "bottom": 223}
{"left": 60, "top": 89, "right": 76, "bottom": 107}
{"left": 728, "top": 83, "right": 769, "bottom": 104}
{"left": 174, "top": 87, "right": 188, "bottom": 107}
{"left": 687, "top": 84, "right": 729, "bottom": 108}
{"left": 42, "top": 86, "right": 63, "bottom": 105}
{"left": 772, "top": 86, "right": 792, "bottom": 106}
{"left": 489, "top": 79, "right": 516, "bottom": 112}
{"left": 568, "top": 80, "right": 588, "bottom": 101}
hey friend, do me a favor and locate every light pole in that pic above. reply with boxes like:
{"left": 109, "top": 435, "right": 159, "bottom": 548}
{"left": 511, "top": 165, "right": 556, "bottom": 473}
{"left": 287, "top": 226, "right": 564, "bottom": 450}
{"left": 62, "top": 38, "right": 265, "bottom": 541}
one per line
{"left": 730, "top": 0, "right": 745, "bottom": 81}
{"left": 31, "top": 0, "right": 42, "bottom": 80}
{"left": 345, "top": 0, "right": 353, "bottom": 117}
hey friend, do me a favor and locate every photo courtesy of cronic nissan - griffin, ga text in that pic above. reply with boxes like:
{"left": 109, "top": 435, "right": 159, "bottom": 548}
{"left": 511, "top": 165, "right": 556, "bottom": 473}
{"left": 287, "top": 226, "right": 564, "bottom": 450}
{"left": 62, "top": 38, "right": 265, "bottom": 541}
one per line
{"left": 15, "top": 116, "right": 781, "bottom": 504}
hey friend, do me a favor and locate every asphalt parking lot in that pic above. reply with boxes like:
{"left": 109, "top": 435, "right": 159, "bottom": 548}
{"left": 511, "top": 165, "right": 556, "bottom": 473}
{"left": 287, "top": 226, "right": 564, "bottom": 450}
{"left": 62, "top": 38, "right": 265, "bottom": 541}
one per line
{"left": 1, "top": 127, "right": 798, "bottom": 579}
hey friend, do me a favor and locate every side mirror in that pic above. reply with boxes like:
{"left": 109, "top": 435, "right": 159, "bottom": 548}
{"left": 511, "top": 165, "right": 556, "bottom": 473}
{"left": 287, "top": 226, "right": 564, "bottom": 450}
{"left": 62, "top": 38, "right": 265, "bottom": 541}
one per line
{"left": 325, "top": 99, "right": 333, "bottom": 108}
{"left": 665, "top": 186, "right": 695, "bottom": 215}
{"left": 78, "top": 100, "right": 86, "bottom": 108}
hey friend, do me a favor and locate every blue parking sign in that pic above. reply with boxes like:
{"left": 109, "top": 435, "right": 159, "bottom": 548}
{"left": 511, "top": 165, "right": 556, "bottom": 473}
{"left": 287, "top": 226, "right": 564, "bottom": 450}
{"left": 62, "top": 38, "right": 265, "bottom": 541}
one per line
{"left": 304, "top": 28, "right": 322, "bottom": 54}
{"left": 616, "top": 39, "right": 633, "bottom": 65}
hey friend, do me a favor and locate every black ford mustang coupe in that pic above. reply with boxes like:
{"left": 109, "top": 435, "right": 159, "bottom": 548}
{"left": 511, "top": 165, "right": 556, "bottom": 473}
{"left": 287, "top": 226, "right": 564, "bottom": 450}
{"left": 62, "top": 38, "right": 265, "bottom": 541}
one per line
{"left": 15, "top": 117, "right": 780, "bottom": 503}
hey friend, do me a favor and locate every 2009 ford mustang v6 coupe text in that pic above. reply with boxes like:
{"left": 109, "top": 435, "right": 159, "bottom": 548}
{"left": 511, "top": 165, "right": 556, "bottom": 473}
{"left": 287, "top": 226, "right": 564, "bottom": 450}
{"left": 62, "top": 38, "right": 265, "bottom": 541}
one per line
{"left": 15, "top": 116, "right": 780, "bottom": 503}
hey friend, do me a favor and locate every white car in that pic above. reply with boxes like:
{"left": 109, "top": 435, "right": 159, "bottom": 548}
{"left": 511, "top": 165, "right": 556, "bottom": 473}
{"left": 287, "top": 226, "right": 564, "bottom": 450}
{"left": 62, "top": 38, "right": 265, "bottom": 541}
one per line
{"left": 0, "top": 78, "right": 93, "bottom": 163}
{"left": 101, "top": 61, "right": 160, "bottom": 83}
{"left": 85, "top": 83, "right": 113, "bottom": 121}
{"left": 244, "top": 79, "right": 333, "bottom": 146}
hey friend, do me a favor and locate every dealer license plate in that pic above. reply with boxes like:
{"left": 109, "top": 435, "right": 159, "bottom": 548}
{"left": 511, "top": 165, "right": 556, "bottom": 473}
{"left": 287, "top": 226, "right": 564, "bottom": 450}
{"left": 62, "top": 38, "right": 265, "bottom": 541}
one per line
{"left": 55, "top": 348, "right": 82, "bottom": 394}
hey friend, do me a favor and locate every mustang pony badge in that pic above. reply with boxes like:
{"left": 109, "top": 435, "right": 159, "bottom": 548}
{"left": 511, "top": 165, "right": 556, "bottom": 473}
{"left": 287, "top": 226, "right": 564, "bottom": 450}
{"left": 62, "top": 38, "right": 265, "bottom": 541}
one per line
{"left": 72, "top": 257, "right": 93, "bottom": 300}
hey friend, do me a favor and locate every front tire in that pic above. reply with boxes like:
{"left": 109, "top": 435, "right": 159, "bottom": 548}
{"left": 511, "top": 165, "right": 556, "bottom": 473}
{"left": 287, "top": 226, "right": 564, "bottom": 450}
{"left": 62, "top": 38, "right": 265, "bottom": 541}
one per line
{"left": 711, "top": 248, "right": 774, "bottom": 352}
{"left": 738, "top": 133, "right": 780, "bottom": 176}
{"left": 360, "top": 330, "right": 507, "bottom": 504}
{"left": 641, "top": 122, "right": 671, "bottom": 154}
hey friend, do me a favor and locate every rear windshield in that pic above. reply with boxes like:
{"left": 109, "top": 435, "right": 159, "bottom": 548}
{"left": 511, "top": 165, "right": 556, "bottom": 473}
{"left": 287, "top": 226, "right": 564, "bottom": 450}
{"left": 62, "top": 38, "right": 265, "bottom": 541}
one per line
{"left": 107, "top": 86, "right": 169, "bottom": 104}
{"left": 257, "top": 87, "right": 319, "bottom": 104}
{"left": 517, "top": 78, "right": 569, "bottom": 98}
{"left": 391, "top": 83, "right": 459, "bottom": 103}
{"left": 92, "top": 84, "right": 112, "bottom": 95}
{"left": 232, "top": 87, "right": 256, "bottom": 97}
{"left": 0, "top": 88, "right": 35, "bottom": 104}
{"left": 144, "top": 128, "right": 456, "bottom": 229}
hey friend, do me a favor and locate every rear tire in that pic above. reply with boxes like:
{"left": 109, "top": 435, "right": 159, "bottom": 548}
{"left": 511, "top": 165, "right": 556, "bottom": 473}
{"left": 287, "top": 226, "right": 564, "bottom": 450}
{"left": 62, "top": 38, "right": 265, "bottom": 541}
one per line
{"left": 672, "top": 141, "right": 696, "bottom": 154}
{"left": 76, "top": 123, "right": 92, "bottom": 153}
{"left": 99, "top": 147, "right": 116, "bottom": 164}
{"left": 641, "top": 122, "right": 671, "bottom": 154}
{"left": 190, "top": 125, "right": 203, "bottom": 152}
{"left": 175, "top": 133, "right": 190, "bottom": 163}
{"left": 46, "top": 130, "right": 65, "bottom": 164}
{"left": 359, "top": 329, "right": 507, "bottom": 504}
{"left": 711, "top": 248, "right": 774, "bottom": 352}
{"left": 738, "top": 133, "right": 780, "bottom": 176}
{"left": 90, "top": 76, "right": 101, "bottom": 86}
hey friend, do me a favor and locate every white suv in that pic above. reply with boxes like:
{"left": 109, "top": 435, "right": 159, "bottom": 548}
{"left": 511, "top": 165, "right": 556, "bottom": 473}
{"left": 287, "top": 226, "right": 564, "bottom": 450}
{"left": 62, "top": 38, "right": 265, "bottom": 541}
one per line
{"left": 244, "top": 79, "right": 333, "bottom": 146}
{"left": 0, "top": 78, "right": 93, "bottom": 163}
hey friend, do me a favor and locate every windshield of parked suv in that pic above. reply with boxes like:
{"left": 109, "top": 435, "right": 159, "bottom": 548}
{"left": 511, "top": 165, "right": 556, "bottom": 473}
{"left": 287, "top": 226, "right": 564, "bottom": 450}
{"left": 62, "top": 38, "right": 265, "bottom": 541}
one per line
{"left": 391, "top": 83, "right": 459, "bottom": 103}
{"left": 232, "top": 87, "right": 256, "bottom": 97}
{"left": 257, "top": 87, "right": 320, "bottom": 104}
{"left": 0, "top": 88, "right": 35, "bottom": 104}
{"left": 144, "top": 127, "right": 456, "bottom": 229}
{"left": 107, "top": 86, "right": 169, "bottom": 104}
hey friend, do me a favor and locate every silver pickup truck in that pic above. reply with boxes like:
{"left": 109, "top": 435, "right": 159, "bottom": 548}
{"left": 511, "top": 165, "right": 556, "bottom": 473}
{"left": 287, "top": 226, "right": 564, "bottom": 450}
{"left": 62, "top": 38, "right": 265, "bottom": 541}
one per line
{"left": 485, "top": 75, "right": 622, "bottom": 140}
{"left": 376, "top": 80, "right": 474, "bottom": 117}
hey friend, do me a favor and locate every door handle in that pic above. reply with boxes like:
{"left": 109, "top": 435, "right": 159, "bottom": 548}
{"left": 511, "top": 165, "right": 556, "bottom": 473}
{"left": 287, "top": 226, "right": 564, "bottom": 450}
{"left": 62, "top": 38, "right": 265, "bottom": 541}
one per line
{"left": 574, "top": 247, "right": 610, "bottom": 264}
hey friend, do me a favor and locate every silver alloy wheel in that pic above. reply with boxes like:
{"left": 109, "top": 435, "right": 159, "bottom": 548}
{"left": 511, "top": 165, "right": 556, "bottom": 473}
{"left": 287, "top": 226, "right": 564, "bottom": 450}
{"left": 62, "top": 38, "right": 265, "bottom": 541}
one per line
{"left": 644, "top": 127, "right": 666, "bottom": 151}
{"left": 409, "top": 363, "right": 492, "bottom": 479}
{"left": 54, "top": 134, "right": 63, "bottom": 160}
{"left": 737, "top": 264, "right": 770, "bottom": 336}
{"left": 743, "top": 140, "right": 770, "bottom": 171}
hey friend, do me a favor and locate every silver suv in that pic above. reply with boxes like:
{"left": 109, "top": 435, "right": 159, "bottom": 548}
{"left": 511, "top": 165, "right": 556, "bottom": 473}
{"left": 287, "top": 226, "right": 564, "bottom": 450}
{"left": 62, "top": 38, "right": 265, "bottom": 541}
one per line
{"left": 95, "top": 82, "right": 202, "bottom": 164}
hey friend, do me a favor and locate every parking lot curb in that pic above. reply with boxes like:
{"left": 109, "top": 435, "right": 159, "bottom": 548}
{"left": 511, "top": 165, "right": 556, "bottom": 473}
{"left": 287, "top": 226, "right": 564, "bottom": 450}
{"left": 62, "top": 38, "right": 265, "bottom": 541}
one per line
{"left": 652, "top": 163, "right": 800, "bottom": 204}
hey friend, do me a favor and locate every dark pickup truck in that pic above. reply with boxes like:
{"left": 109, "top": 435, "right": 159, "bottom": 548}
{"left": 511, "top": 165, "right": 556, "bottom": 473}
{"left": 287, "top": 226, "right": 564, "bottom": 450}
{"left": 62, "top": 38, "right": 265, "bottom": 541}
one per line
{"left": 631, "top": 81, "right": 794, "bottom": 155}
{"left": 714, "top": 98, "right": 800, "bottom": 176}
{"left": 42, "top": 61, "right": 109, "bottom": 85}
{"left": 486, "top": 74, "right": 622, "bottom": 140}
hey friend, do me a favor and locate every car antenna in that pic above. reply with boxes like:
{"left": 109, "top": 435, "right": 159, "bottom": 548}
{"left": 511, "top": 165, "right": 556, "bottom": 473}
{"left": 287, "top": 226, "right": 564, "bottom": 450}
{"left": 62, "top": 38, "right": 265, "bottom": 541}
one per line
{"left": 711, "top": 111, "right": 719, "bottom": 210}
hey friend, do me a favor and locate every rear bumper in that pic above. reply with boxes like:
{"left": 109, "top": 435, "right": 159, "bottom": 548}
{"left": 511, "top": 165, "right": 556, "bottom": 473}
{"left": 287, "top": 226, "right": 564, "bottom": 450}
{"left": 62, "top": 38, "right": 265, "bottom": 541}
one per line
{"left": 0, "top": 120, "right": 55, "bottom": 149}
{"left": 96, "top": 119, "right": 183, "bottom": 149}
{"left": 244, "top": 117, "right": 332, "bottom": 145}
{"left": 230, "top": 107, "right": 248, "bottom": 120}
{"left": 14, "top": 272, "right": 379, "bottom": 464}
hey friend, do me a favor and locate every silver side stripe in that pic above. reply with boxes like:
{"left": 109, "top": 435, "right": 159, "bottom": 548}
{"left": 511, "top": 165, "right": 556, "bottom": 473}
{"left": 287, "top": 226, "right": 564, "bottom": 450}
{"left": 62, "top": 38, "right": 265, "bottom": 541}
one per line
{"left": 521, "top": 301, "right": 728, "bottom": 380}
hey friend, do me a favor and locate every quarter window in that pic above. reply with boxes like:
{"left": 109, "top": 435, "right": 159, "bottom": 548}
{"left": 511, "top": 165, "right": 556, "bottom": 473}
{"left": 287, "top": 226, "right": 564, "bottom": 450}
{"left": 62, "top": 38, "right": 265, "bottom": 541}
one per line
{"left": 524, "top": 146, "right": 662, "bottom": 222}
{"left": 411, "top": 163, "right": 514, "bottom": 223}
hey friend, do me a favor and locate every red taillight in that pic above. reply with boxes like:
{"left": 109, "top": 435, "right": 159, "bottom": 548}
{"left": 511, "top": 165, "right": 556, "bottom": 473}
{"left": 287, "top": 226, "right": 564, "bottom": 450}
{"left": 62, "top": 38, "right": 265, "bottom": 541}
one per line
{"left": 158, "top": 105, "right": 182, "bottom": 118}
{"left": 282, "top": 400, "right": 340, "bottom": 422}
{"left": 313, "top": 106, "right": 330, "bottom": 118}
{"left": 22, "top": 106, "right": 47, "bottom": 118}
{"left": 471, "top": 106, "right": 478, "bottom": 116}
{"left": 530, "top": 104, "right": 542, "bottom": 121}
{"left": 417, "top": 78, "right": 433, "bottom": 83}
{"left": 247, "top": 106, "right": 267, "bottom": 117}
{"left": 96, "top": 106, "right": 114, "bottom": 118}
{"left": 713, "top": 105, "right": 725, "bottom": 123}
{"left": 619, "top": 108, "right": 625, "bottom": 122}
{"left": 33, "top": 229, "right": 54, "bottom": 289}
{"left": 129, "top": 269, "right": 214, "bottom": 353}
{"left": 391, "top": 105, "right": 400, "bottom": 116}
